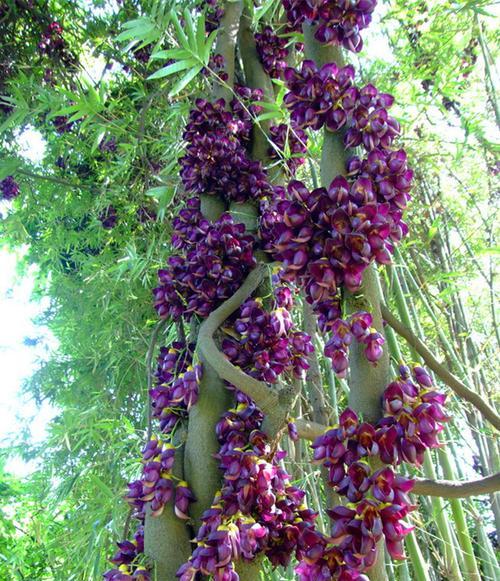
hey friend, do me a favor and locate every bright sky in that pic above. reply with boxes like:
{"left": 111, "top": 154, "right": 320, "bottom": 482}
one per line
{"left": 0, "top": 250, "right": 57, "bottom": 476}
{"left": 1, "top": 127, "right": 56, "bottom": 477}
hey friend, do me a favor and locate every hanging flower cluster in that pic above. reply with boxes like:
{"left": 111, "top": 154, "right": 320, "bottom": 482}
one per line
{"left": 324, "top": 311, "right": 384, "bottom": 377}
{"left": 153, "top": 202, "right": 256, "bottom": 321}
{"left": 259, "top": 57, "right": 412, "bottom": 375}
{"left": 53, "top": 115, "right": 75, "bottom": 134}
{"left": 180, "top": 95, "right": 272, "bottom": 202}
{"left": 150, "top": 341, "right": 201, "bottom": 433}
{"left": 203, "top": 53, "right": 229, "bottom": 82}
{"left": 282, "top": 0, "right": 378, "bottom": 53}
{"left": 222, "top": 298, "right": 314, "bottom": 383}
{"left": 0, "top": 176, "right": 20, "bottom": 200}
{"left": 99, "top": 205, "right": 118, "bottom": 229}
{"left": 346, "top": 149, "right": 412, "bottom": 242}
{"left": 177, "top": 387, "right": 318, "bottom": 580}
{"left": 132, "top": 46, "right": 152, "bottom": 64}
{"left": 268, "top": 123, "right": 308, "bottom": 175}
{"left": 104, "top": 527, "right": 149, "bottom": 581}
{"left": 38, "top": 22, "right": 65, "bottom": 56}
{"left": 205, "top": 0, "right": 224, "bottom": 34}
{"left": 284, "top": 60, "right": 400, "bottom": 153}
{"left": 255, "top": 26, "right": 289, "bottom": 79}
{"left": 260, "top": 177, "right": 396, "bottom": 297}
{"left": 105, "top": 343, "right": 202, "bottom": 580}
{"left": 296, "top": 364, "right": 449, "bottom": 578}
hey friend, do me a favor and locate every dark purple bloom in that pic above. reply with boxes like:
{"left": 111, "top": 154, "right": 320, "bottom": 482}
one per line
{"left": 255, "top": 26, "right": 289, "bottom": 79}
{"left": 0, "top": 176, "right": 20, "bottom": 200}
{"left": 99, "top": 205, "right": 118, "bottom": 229}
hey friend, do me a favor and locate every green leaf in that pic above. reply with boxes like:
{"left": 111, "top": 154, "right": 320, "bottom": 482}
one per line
{"left": 0, "top": 158, "right": 21, "bottom": 180}
{"left": 147, "top": 59, "right": 196, "bottom": 80}
{"left": 169, "top": 64, "right": 203, "bottom": 96}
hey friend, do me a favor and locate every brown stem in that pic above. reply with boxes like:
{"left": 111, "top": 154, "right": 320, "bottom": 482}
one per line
{"left": 381, "top": 304, "right": 500, "bottom": 432}
{"left": 413, "top": 471, "right": 500, "bottom": 498}
{"left": 197, "top": 265, "right": 279, "bottom": 413}
{"left": 197, "top": 265, "right": 299, "bottom": 437}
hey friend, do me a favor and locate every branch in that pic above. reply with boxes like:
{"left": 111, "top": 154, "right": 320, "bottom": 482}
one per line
{"left": 413, "top": 471, "right": 500, "bottom": 498}
{"left": 295, "top": 417, "right": 327, "bottom": 441}
{"left": 17, "top": 168, "right": 94, "bottom": 190}
{"left": 381, "top": 304, "right": 500, "bottom": 432}
{"left": 197, "top": 265, "right": 280, "bottom": 416}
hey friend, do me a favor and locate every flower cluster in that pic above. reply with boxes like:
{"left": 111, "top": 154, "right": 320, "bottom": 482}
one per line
{"left": 0, "top": 176, "right": 20, "bottom": 200}
{"left": 346, "top": 149, "right": 413, "bottom": 241}
{"left": 127, "top": 342, "right": 201, "bottom": 518}
{"left": 284, "top": 60, "right": 357, "bottom": 132}
{"left": 99, "top": 136, "right": 117, "bottom": 153}
{"left": 150, "top": 341, "right": 201, "bottom": 433}
{"left": 105, "top": 343, "right": 201, "bottom": 579}
{"left": 260, "top": 177, "right": 397, "bottom": 298}
{"left": 205, "top": 0, "right": 224, "bottom": 34}
{"left": 99, "top": 205, "right": 118, "bottom": 229}
{"left": 268, "top": 123, "right": 308, "bottom": 175}
{"left": 324, "top": 311, "right": 384, "bottom": 377}
{"left": 153, "top": 203, "right": 256, "bottom": 320}
{"left": 222, "top": 298, "right": 314, "bottom": 383}
{"left": 203, "top": 53, "right": 228, "bottom": 82}
{"left": 255, "top": 26, "right": 289, "bottom": 79}
{"left": 38, "top": 22, "right": 65, "bottom": 56}
{"left": 180, "top": 96, "right": 271, "bottom": 202}
{"left": 282, "top": 0, "right": 377, "bottom": 53}
{"left": 377, "top": 365, "right": 449, "bottom": 465}
{"left": 284, "top": 61, "right": 400, "bottom": 153}
{"left": 300, "top": 364, "right": 448, "bottom": 578}
{"left": 53, "top": 115, "right": 75, "bottom": 134}
{"left": 178, "top": 389, "right": 318, "bottom": 580}
{"left": 104, "top": 527, "right": 150, "bottom": 581}
{"left": 132, "top": 46, "right": 152, "bottom": 64}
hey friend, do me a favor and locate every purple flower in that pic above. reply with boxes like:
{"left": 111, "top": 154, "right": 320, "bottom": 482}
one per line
{"left": 180, "top": 97, "right": 271, "bottom": 203}
{"left": 255, "top": 26, "right": 289, "bottom": 79}
{"left": 0, "top": 176, "right": 20, "bottom": 200}
{"left": 175, "top": 481, "right": 196, "bottom": 520}
{"left": 284, "top": 60, "right": 356, "bottom": 131}
{"left": 99, "top": 205, "right": 118, "bottom": 229}
{"left": 153, "top": 212, "right": 256, "bottom": 321}
{"left": 53, "top": 115, "right": 74, "bottom": 134}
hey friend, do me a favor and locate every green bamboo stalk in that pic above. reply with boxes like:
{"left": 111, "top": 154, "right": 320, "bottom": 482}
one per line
{"left": 384, "top": 267, "right": 465, "bottom": 579}
{"left": 475, "top": 517, "right": 500, "bottom": 581}
{"left": 405, "top": 530, "right": 432, "bottom": 581}
{"left": 398, "top": 559, "right": 412, "bottom": 581}
{"left": 436, "top": 449, "right": 482, "bottom": 580}
{"left": 380, "top": 283, "right": 436, "bottom": 579}
{"left": 422, "top": 455, "right": 464, "bottom": 581}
